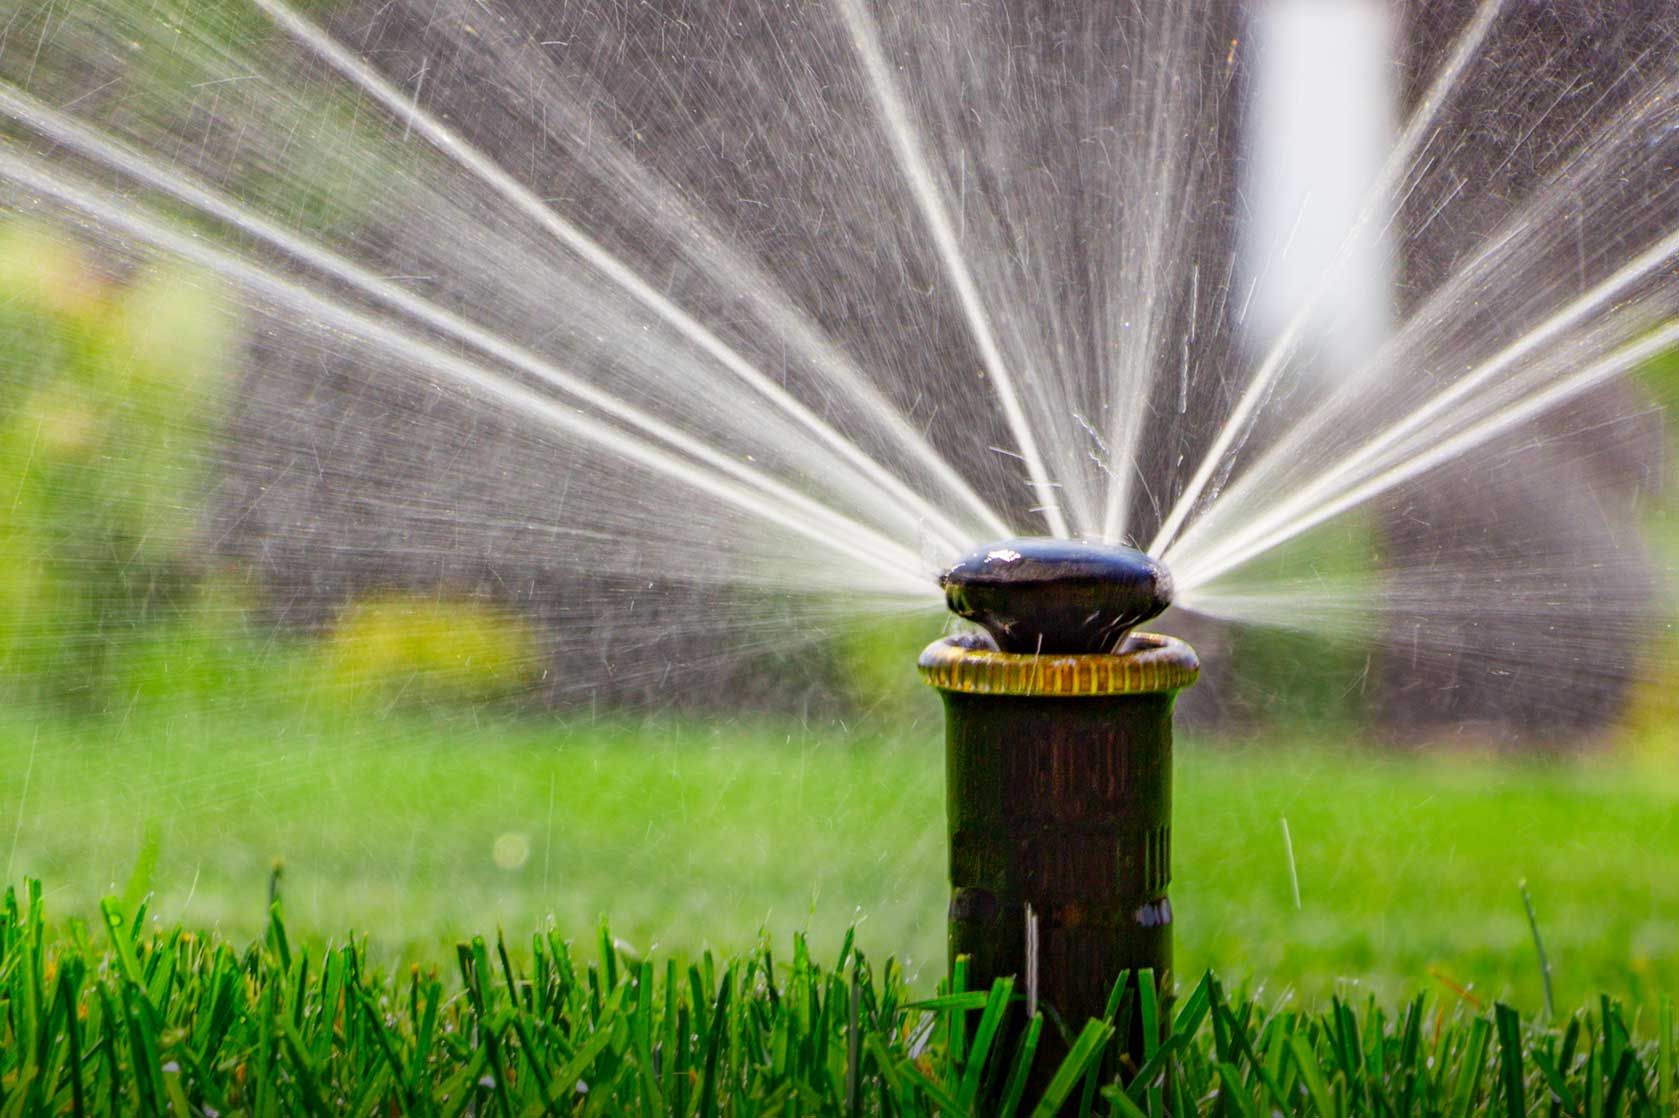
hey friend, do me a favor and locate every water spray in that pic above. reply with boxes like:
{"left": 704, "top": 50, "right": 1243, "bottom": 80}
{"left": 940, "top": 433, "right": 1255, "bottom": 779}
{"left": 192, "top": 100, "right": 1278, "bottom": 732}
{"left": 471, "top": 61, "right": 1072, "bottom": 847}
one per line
{"left": 920, "top": 538, "right": 1197, "bottom": 1076}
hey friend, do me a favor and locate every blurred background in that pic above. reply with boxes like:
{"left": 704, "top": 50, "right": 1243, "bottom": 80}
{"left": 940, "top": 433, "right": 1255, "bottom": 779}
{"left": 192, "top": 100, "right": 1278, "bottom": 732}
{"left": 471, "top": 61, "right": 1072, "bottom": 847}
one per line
{"left": 0, "top": 0, "right": 1675, "bottom": 1012}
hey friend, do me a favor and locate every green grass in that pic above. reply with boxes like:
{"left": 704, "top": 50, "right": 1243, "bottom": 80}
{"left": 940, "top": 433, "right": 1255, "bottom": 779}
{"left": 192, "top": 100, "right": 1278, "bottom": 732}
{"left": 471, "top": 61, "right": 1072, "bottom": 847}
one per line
{"left": 3, "top": 699, "right": 1676, "bottom": 1013}
{"left": 2, "top": 878, "right": 1676, "bottom": 1116}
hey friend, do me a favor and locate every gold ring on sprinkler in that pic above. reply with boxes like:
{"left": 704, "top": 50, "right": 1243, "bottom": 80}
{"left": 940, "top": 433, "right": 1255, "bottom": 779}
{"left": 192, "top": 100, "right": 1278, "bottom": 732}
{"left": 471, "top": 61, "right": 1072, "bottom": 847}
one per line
{"left": 917, "top": 631, "right": 1199, "bottom": 696}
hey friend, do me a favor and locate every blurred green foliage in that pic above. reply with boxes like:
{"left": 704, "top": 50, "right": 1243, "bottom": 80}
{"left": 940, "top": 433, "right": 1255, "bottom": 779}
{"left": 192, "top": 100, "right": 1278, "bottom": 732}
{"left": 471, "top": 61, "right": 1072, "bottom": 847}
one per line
{"left": 0, "top": 220, "right": 543, "bottom": 713}
{"left": 1636, "top": 343, "right": 1679, "bottom": 418}
{"left": 0, "top": 222, "right": 230, "bottom": 705}
{"left": 317, "top": 591, "right": 541, "bottom": 705}
{"left": 831, "top": 608, "right": 944, "bottom": 729}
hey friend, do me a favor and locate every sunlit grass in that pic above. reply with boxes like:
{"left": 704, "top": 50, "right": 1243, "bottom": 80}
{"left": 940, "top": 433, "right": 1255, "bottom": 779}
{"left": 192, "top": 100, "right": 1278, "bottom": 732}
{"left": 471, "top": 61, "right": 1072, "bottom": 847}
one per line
{"left": 3, "top": 695, "right": 1675, "bottom": 1012}
{"left": 3, "top": 878, "right": 1676, "bottom": 1116}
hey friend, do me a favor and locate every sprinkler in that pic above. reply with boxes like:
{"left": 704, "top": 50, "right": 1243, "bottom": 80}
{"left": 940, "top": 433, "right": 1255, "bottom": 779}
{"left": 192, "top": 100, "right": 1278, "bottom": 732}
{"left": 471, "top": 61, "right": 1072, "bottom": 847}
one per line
{"left": 920, "top": 538, "right": 1198, "bottom": 1079}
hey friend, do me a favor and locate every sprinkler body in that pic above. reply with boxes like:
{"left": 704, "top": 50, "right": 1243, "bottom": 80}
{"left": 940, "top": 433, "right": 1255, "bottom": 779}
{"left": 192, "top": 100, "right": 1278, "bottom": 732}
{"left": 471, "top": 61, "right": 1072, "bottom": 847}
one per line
{"left": 921, "top": 539, "right": 1197, "bottom": 1081}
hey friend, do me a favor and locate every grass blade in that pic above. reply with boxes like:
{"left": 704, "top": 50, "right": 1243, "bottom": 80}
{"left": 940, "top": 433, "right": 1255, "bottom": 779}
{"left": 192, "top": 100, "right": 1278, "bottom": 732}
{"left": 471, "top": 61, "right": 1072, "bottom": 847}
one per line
{"left": 1451, "top": 1017, "right": 1494, "bottom": 1118}
{"left": 1532, "top": 1047, "right": 1579, "bottom": 1117}
{"left": 1139, "top": 969, "right": 1161, "bottom": 1062}
{"left": 1033, "top": 1019, "right": 1115, "bottom": 1118}
{"left": 1080, "top": 970, "right": 1131, "bottom": 1118}
{"left": 959, "top": 976, "right": 1015, "bottom": 1110}
{"left": 1602, "top": 1049, "right": 1633, "bottom": 1118}
{"left": 902, "top": 991, "right": 991, "bottom": 1013}
{"left": 1215, "top": 1061, "right": 1260, "bottom": 1118}
{"left": 1497, "top": 1003, "right": 1529, "bottom": 1118}
{"left": 1659, "top": 996, "right": 1673, "bottom": 1118}
{"left": 998, "top": 1014, "right": 1044, "bottom": 1118}
{"left": 1289, "top": 1033, "right": 1337, "bottom": 1117}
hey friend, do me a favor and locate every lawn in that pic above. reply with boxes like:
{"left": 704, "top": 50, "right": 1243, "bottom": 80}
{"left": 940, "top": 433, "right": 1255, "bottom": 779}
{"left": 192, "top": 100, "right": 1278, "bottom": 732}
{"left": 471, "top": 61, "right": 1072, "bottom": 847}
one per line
{"left": 3, "top": 698, "right": 1675, "bottom": 1013}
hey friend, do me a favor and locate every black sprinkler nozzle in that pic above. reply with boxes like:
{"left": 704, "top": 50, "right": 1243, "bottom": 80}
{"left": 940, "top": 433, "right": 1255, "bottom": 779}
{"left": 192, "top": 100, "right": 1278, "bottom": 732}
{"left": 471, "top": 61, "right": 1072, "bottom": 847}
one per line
{"left": 939, "top": 537, "right": 1173, "bottom": 654}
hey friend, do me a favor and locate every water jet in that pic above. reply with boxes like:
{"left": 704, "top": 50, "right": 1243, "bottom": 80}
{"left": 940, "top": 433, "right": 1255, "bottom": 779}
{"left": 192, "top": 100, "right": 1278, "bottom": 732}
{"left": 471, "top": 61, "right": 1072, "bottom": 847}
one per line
{"left": 922, "top": 538, "right": 1198, "bottom": 1075}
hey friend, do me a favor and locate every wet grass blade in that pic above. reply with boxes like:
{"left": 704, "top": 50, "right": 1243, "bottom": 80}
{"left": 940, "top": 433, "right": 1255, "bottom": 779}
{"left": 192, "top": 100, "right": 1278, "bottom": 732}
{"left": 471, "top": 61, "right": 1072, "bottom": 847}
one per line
{"left": 1175, "top": 973, "right": 1213, "bottom": 1042}
{"left": 958, "top": 976, "right": 1015, "bottom": 1109}
{"left": 96, "top": 899, "right": 143, "bottom": 988}
{"left": 1531, "top": 1046, "right": 1579, "bottom": 1117}
{"left": 1139, "top": 969, "right": 1161, "bottom": 1062}
{"left": 1451, "top": 1016, "right": 1493, "bottom": 1118}
{"left": 1288, "top": 1033, "right": 1336, "bottom": 1117}
{"left": 1602, "top": 1049, "right": 1633, "bottom": 1118}
{"left": 901, "top": 1060, "right": 970, "bottom": 1116}
{"left": 1215, "top": 1060, "right": 1260, "bottom": 1118}
{"left": 1079, "top": 970, "right": 1130, "bottom": 1118}
{"left": 948, "top": 954, "right": 969, "bottom": 1076}
{"left": 1498, "top": 1003, "right": 1529, "bottom": 1118}
{"left": 1217, "top": 1002, "right": 1290, "bottom": 1114}
{"left": 1033, "top": 1018, "right": 1114, "bottom": 1117}
{"left": 998, "top": 1014, "right": 1043, "bottom": 1118}
{"left": 903, "top": 991, "right": 991, "bottom": 1012}
{"left": 56, "top": 956, "right": 87, "bottom": 1118}
{"left": 1659, "top": 996, "right": 1673, "bottom": 1118}
{"left": 1396, "top": 993, "right": 1425, "bottom": 1118}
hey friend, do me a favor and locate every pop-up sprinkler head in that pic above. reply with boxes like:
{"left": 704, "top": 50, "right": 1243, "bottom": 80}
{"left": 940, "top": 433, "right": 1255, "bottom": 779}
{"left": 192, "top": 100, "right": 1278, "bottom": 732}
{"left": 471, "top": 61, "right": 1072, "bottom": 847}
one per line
{"left": 940, "top": 537, "right": 1173, "bottom": 654}
{"left": 920, "top": 536, "right": 1197, "bottom": 1092}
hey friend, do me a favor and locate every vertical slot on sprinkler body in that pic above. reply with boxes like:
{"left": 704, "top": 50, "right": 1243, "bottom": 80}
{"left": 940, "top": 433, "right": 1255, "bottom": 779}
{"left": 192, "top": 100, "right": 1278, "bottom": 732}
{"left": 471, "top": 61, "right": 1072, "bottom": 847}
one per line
{"left": 920, "top": 631, "right": 1198, "bottom": 1080}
